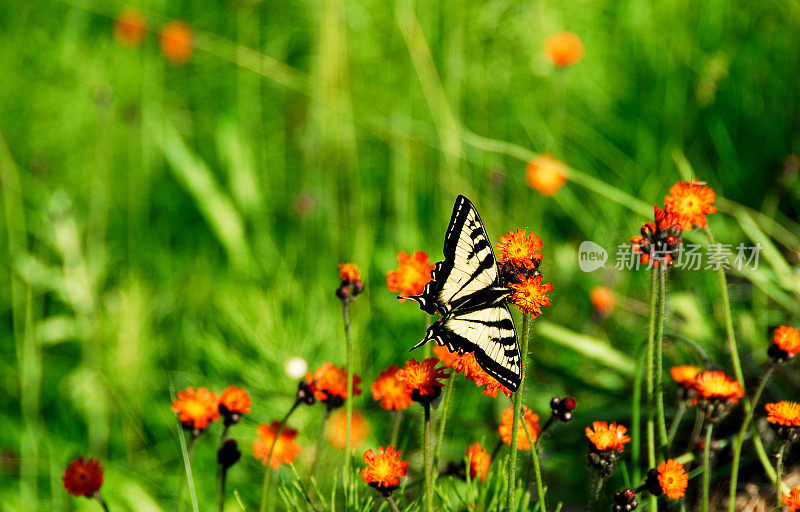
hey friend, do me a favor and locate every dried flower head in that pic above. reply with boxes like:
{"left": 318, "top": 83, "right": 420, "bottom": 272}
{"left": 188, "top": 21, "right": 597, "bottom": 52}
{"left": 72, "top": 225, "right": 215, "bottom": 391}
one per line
{"left": 387, "top": 251, "right": 434, "bottom": 297}
{"left": 630, "top": 206, "right": 683, "bottom": 267}
{"left": 784, "top": 488, "right": 800, "bottom": 512}
{"left": 656, "top": 459, "right": 688, "bottom": 499}
{"left": 172, "top": 386, "right": 219, "bottom": 432}
{"left": 371, "top": 364, "right": 413, "bottom": 411}
{"left": 114, "top": 9, "right": 147, "bottom": 47}
{"left": 252, "top": 422, "right": 302, "bottom": 469}
{"left": 326, "top": 409, "right": 370, "bottom": 450}
{"left": 545, "top": 32, "right": 584, "bottom": 68}
{"left": 770, "top": 325, "right": 800, "bottom": 362}
{"left": 159, "top": 20, "right": 193, "bottom": 65}
{"left": 525, "top": 155, "right": 568, "bottom": 196}
{"left": 465, "top": 442, "right": 491, "bottom": 481}
{"left": 218, "top": 386, "right": 251, "bottom": 425}
{"left": 361, "top": 446, "right": 409, "bottom": 496}
{"left": 496, "top": 229, "right": 543, "bottom": 272}
{"left": 664, "top": 180, "right": 717, "bottom": 231}
{"left": 396, "top": 358, "right": 449, "bottom": 403}
{"left": 306, "top": 362, "right": 362, "bottom": 410}
{"left": 589, "top": 286, "right": 615, "bottom": 316}
{"left": 499, "top": 406, "right": 541, "bottom": 450}
{"left": 508, "top": 274, "right": 553, "bottom": 317}
{"left": 62, "top": 458, "right": 104, "bottom": 497}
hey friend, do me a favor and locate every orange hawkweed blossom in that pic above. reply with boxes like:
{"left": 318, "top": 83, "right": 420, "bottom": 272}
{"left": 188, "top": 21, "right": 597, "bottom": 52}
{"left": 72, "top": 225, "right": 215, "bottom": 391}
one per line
{"left": 585, "top": 421, "right": 631, "bottom": 451}
{"left": 218, "top": 386, "right": 251, "bottom": 424}
{"left": 465, "top": 442, "right": 491, "bottom": 481}
{"left": 396, "top": 358, "right": 449, "bottom": 397}
{"left": 589, "top": 286, "right": 615, "bottom": 316}
{"left": 338, "top": 263, "right": 361, "bottom": 284}
{"left": 509, "top": 274, "right": 553, "bottom": 317}
{"left": 361, "top": 446, "right": 409, "bottom": 495}
{"left": 772, "top": 325, "right": 800, "bottom": 358}
{"left": 62, "top": 458, "right": 104, "bottom": 497}
{"left": 656, "top": 459, "right": 688, "bottom": 499}
{"left": 252, "top": 422, "right": 302, "bottom": 469}
{"left": 664, "top": 180, "right": 717, "bottom": 231}
{"left": 114, "top": 9, "right": 147, "bottom": 46}
{"left": 496, "top": 229, "right": 543, "bottom": 271}
{"left": 433, "top": 345, "right": 513, "bottom": 398}
{"left": 159, "top": 20, "right": 193, "bottom": 65}
{"left": 765, "top": 401, "right": 800, "bottom": 427}
{"left": 545, "top": 32, "right": 584, "bottom": 68}
{"left": 525, "top": 155, "right": 568, "bottom": 196}
{"left": 306, "top": 362, "right": 362, "bottom": 408}
{"left": 692, "top": 370, "right": 744, "bottom": 403}
{"left": 498, "top": 406, "right": 541, "bottom": 449}
{"left": 326, "top": 409, "right": 370, "bottom": 450}
{"left": 172, "top": 386, "right": 219, "bottom": 431}
{"left": 670, "top": 365, "right": 701, "bottom": 387}
{"left": 784, "top": 488, "right": 800, "bottom": 512}
{"left": 387, "top": 251, "right": 434, "bottom": 297}
{"left": 371, "top": 364, "right": 413, "bottom": 410}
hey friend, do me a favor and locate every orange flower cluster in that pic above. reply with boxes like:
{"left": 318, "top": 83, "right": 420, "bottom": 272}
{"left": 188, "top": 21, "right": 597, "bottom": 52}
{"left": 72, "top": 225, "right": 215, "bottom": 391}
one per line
{"left": 765, "top": 401, "right": 800, "bottom": 427}
{"left": 159, "top": 20, "right": 193, "bottom": 65}
{"left": 525, "top": 155, "right": 568, "bottom": 196}
{"left": 219, "top": 386, "right": 252, "bottom": 425}
{"left": 387, "top": 251, "right": 434, "bottom": 297}
{"left": 114, "top": 9, "right": 147, "bottom": 47}
{"left": 326, "top": 409, "right": 370, "bottom": 450}
{"left": 630, "top": 205, "right": 683, "bottom": 267}
{"left": 172, "top": 386, "right": 220, "bottom": 431}
{"left": 253, "top": 422, "right": 302, "bottom": 469}
{"left": 771, "top": 325, "right": 800, "bottom": 361}
{"left": 337, "top": 262, "right": 365, "bottom": 302}
{"left": 670, "top": 365, "right": 701, "bottom": 387}
{"left": 433, "top": 345, "right": 513, "bottom": 398}
{"left": 396, "top": 358, "right": 449, "bottom": 399}
{"left": 585, "top": 421, "right": 631, "bottom": 452}
{"left": 509, "top": 275, "right": 553, "bottom": 318}
{"left": 663, "top": 180, "right": 717, "bottom": 231}
{"left": 545, "top": 32, "right": 584, "bottom": 68}
{"left": 306, "top": 362, "right": 362, "bottom": 409}
{"left": 361, "top": 446, "right": 409, "bottom": 495}
{"left": 496, "top": 230, "right": 543, "bottom": 271}
{"left": 62, "top": 457, "right": 104, "bottom": 497}
{"left": 784, "top": 488, "right": 800, "bottom": 512}
{"left": 498, "top": 406, "right": 541, "bottom": 449}
{"left": 465, "top": 442, "right": 491, "bottom": 481}
{"left": 656, "top": 459, "right": 688, "bottom": 499}
{"left": 692, "top": 370, "right": 744, "bottom": 403}
{"left": 589, "top": 286, "right": 616, "bottom": 316}
{"left": 496, "top": 229, "right": 553, "bottom": 318}
{"left": 371, "top": 364, "right": 413, "bottom": 410}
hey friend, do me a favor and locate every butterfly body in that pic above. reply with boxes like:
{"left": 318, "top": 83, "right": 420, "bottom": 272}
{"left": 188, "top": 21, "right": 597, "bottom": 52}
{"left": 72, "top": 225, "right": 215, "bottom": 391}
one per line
{"left": 401, "top": 195, "right": 521, "bottom": 392}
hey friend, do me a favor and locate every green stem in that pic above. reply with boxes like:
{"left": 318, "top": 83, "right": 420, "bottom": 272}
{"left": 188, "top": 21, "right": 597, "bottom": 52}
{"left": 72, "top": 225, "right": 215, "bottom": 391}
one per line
{"left": 218, "top": 467, "right": 228, "bottom": 512}
{"left": 423, "top": 403, "right": 433, "bottom": 512}
{"left": 646, "top": 267, "right": 658, "bottom": 512}
{"left": 522, "top": 419, "right": 546, "bottom": 512}
{"left": 311, "top": 409, "right": 331, "bottom": 480}
{"left": 389, "top": 410, "right": 404, "bottom": 447}
{"left": 727, "top": 365, "right": 776, "bottom": 512}
{"left": 259, "top": 400, "right": 300, "bottom": 512}
{"left": 387, "top": 495, "right": 402, "bottom": 512}
{"left": 702, "top": 422, "right": 714, "bottom": 512}
{"left": 178, "top": 429, "right": 199, "bottom": 512}
{"left": 508, "top": 313, "right": 532, "bottom": 512}
{"left": 776, "top": 441, "right": 789, "bottom": 510}
{"left": 93, "top": 492, "right": 111, "bottom": 512}
{"left": 588, "top": 474, "right": 604, "bottom": 512}
{"left": 631, "top": 344, "right": 646, "bottom": 483}
{"left": 433, "top": 376, "right": 455, "bottom": 488}
{"left": 655, "top": 265, "right": 668, "bottom": 454}
{"left": 667, "top": 402, "right": 687, "bottom": 451}
{"left": 343, "top": 300, "right": 354, "bottom": 487}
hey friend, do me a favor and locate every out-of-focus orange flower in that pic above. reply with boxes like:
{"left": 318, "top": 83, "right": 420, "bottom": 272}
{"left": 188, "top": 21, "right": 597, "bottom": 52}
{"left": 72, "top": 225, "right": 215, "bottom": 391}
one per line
{"left": 326, "top": 409, "right": 370, "bottom": 450}
{"left": 62, "top": 458, "right": 103, "bottom": 497}
{"left": 371, "top": 364, "right": 413, "bottom": 411}
{"left": 465, "top": 442, "right": 491, "bottom": 481}
{"left": 339, "top": 263, "right": 361, "bottom": 284}
{"left": 692, "top": 370, "right": 744, "bottom": 403}
{"left": 396, "top": 358, "right": 449, "bottom": 397}
{"left": 545, "top": 31, "right": 584, "bottom": 68}
{"left": 433, "top": 345, "right": 513, "bottom": 397}
{"left": 387, "top": 251, "right": 434, "bottom": 297}
{"left": 664, "top": 180, "right": 717, "bottom": 231}
{"left": 361, "top": 446, "right": 408, "bottom": 494}
{"left": 509, "top": 274, "right": 553, "bottom": 317}
{"left": 585, "top": 421, "right": 631, "bottom": 451}
{"left": 172, "top": 386, "right": 219, "bottom": 431}
{"left": 218, "top": 386, "right": 251, "bottom": 422}
{"left": 306, "top": 362, "right": 361, "bottom": 407}
{"left": 766, "top": 401, "right": 800, "bottom": 427}
{"left": 525, "top": 155, "right": 568, "bottom": 196}
{"left": 773, "top": 326, "right": 800, "bottom": 357}
{"left": 496, "top": 229, "right": 543, "bottom": 271}
{"left": 656, "top": 459, "right": 688, "bottom": 499}
{"left": 670, "top": 365, "right": 701, "bottom": 387}
{"left": 252, "top": 422, "right": 302, "bottom": 469}
{"left": 498, "top": 406, "right": 541, "bottom": 450}
{"left": 631, "top": 205, "right": 683, "bottom": 267}
{"left": 159, "top": 20, "right": 193, "bottom": 65}
{"left": 114, "top": 9, "right": 147, "bottom": 47}
{"left": 589, "top": 286, "right": 615, "bottom": 316}
{"left": 784, "top": 488, "right": 800, "bottom": 512}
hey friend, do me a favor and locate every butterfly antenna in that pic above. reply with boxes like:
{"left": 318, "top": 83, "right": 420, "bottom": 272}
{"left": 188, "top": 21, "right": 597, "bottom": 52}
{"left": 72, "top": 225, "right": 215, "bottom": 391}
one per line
{"left": 410, "top": 337, "right": 428, "bottom": 351}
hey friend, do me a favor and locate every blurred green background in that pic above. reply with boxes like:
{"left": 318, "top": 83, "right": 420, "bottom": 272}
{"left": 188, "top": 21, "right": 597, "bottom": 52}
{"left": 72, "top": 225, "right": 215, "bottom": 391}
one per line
{"left": 1, "top": 0, "right": 800, "bottom": 510}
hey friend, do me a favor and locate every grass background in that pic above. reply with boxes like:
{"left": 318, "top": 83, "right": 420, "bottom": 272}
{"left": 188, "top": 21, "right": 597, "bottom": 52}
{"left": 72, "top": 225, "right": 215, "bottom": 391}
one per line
{"left": 1, "top": 0, "right": 799, "bottom": 510}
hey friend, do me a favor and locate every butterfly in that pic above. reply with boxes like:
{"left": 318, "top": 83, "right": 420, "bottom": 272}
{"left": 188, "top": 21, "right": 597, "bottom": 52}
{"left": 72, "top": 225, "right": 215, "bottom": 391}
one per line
{"left": 401, "top": 195, "right": 521, "bottom": 392}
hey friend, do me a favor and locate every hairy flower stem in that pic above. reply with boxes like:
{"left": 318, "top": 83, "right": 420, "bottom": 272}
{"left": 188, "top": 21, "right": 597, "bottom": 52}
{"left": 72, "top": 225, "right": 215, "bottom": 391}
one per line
{"left": 776, "top": 441, "right": 789, "bottom": 509}
{"left": 93, "top": 492, "right": 111, "bottom": 512}
{"left": 432, "top": 377, "right": 455, "bottom": 490}
{"left": 387, "top": 495, "right": 402, "bottom": 512}
{"left": 218, "top": 467, "right": 228, "bottom": 512}
{"left": 655, "top": 265, "right": 668, "bottom": 454}
{"left": 422, "top": 403, "right": 434, "bottom": 512}
{"left": 588, "top": 474, "right": 604, "bottom": 512}
{"left": 727, "top": 364, "right": 776, "bottom": 512}
{"left": 259, "top": 400, "right": 300, "bottom": 512}
{"left": 667, "top": 402, "right": 686, "bottom": 451}
{"left": 508, "top": 313, "right": 532, "bottom": 512}
{"left": 522, "top": 420, "right": 546, "bottom": 512}
{"left": 645, "top": 267, "right": 658, "bottom": 512}
{"left": 389, "top": 410, "right": 404, "bottom": 447}
{"left": 342, "top": 300, "right": 354, "bottom": 487}
{"left": 701, "top": 422, "right": 714, "bottom": 512}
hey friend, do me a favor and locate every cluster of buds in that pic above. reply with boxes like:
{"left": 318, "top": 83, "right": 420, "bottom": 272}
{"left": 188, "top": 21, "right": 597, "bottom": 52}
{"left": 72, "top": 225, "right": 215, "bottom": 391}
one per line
{"left": 588, "top": 445, "right": 625, "bottom": 479}
{"left": 217, "top": 439, "right": 242, "bottom": 470}
{"left": 296, "top": 380, "right": 317, "bottom": 406}
{"left": 336, "top": 263, "right": 365, "bottom": 303}
{"left": 630, "top": 206, "right": 683, "bottom": 267}
{"left": 549, "top": 396, "right": 576, "bottom": 423}
{"left": 613, "top": 489, "right": 638, "bottom": 512}
{"left": 585, "top": 421, "right": 631, "bottom": 479}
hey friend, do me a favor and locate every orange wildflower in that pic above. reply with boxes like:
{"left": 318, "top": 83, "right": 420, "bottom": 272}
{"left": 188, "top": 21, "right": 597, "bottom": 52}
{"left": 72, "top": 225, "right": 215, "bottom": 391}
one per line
{"left": 589, "top": 286, "right": 615, "bottom": 316}
{"left": 159, "top": 20, "right": 193, "bottom": 65}
{"left": 306, "top": 362, "right": 362, "bottom": 407}
{"left": 218, "top": 386, "right": 251, "bottom": 424}
{"left": 670, "top": 365, "right": 701, "bottom": 387}
{"left": 252, "top": 422, "right": 302, "bottom": 469}
{"left": 465, "top": 442, "right": 491, "bottom": 481}
{"left": 113, "top": 9, "right": 147, "bottom": 47}
{"left": 525, "top": 155, "right": 568, "bottom": 196}
{"left": 585, "top": 421, "right": 631, "bottom": 451}
{"left": 172, "top": 386, "right": 219, "bottom": 431}
{"left": 498, "top": 406, "right": 541, "bottom": 450}
{"left": 656, "top": 459, "right": 688, "bottom": 499}
{"left": 773, "top": 325, "right": 800, "bottom": 357}
{"left": 631, "top": 205, "right": 683, "bottom": 267}
{"left": 545, "top": 31, "right": 584, "bottom": 68}
{"left": 62, "top": 458, "right": 103, "bottom": 497}
{"left": 339, "top": 263, "right": 361, "bottom": 284}
{"left": 765, "top": 401, "right": 800, "bottom": 427}
{"left": 784, "top": 488, "right": 800, "bottom": 512}
{"left": 361, "top": 446, "right": 409, "bottom": 494}
{"left": 692, "top": 370, "right": 744, "bottom": 403}
{"left": 433, "top": 345, "right": 512, "bottom": 397}
{"left": 326, "top": 409, "right": 370, "bottom": 450}
{"left": 496, "top": 229, "right": 543, "bottom": 271}
{"left": 371, "top": 364, "right": 413, "bottom": 411}
{"left": 509, "top": 274, "right": 553, "bottom": 317}
{"left": 664, "top": 180, "right": 717, "bottom": 231}
{"left": 396, "top": 358, "right": 449, "bottom": 397}
{"left": 387, "top": 251, "right": 434, "bottom": 297}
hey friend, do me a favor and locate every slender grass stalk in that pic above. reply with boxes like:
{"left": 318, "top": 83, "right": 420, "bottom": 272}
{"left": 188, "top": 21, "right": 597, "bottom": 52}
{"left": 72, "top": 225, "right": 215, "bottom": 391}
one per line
{"left": 342, "top": 300, "right": 354, "bottom": 488}
{"left": 667, "top": 402, "right": 687, "bottom": 450}
{"left": 776, "top": 441, "right": 789, "bottom": 509}
{"left": 432, "top": 377, "right": 455, "bottom": 490}
{"left": 522, "top": 420, "right": 546, "bottom": 512}
{"left": 727, "top": 365, "right": 776, "bottom": 512}
{"left": 508, "top": 313, "right": 532, "bottom": 512}
{"left": 390, "top": 410, "right": 404, "bottom": 447}
{"left": 701, "top": 422, "right": 714, "bottom": 512}
{"left": 387, "top": 495, "right": 402, "bottom": 512}
{"left": 655, "top": 265, "right": 668, "bottom": 454}
{"left": 259, "top": 400, "right": 301, "bottom": 512}
{"left": 645, "top": 267, "right": 658, "bottom": 512}
{"left": 310, "top": 409, "right": 331, "bottom": 479}
{"left": 422, "top": 403, "right": 434, "bottom": 512}
{"left": 178, "top": 428, "right": 200, "bottom": 512}
{"left": 93, "top": 492, "right": 111, "bottom": 512}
